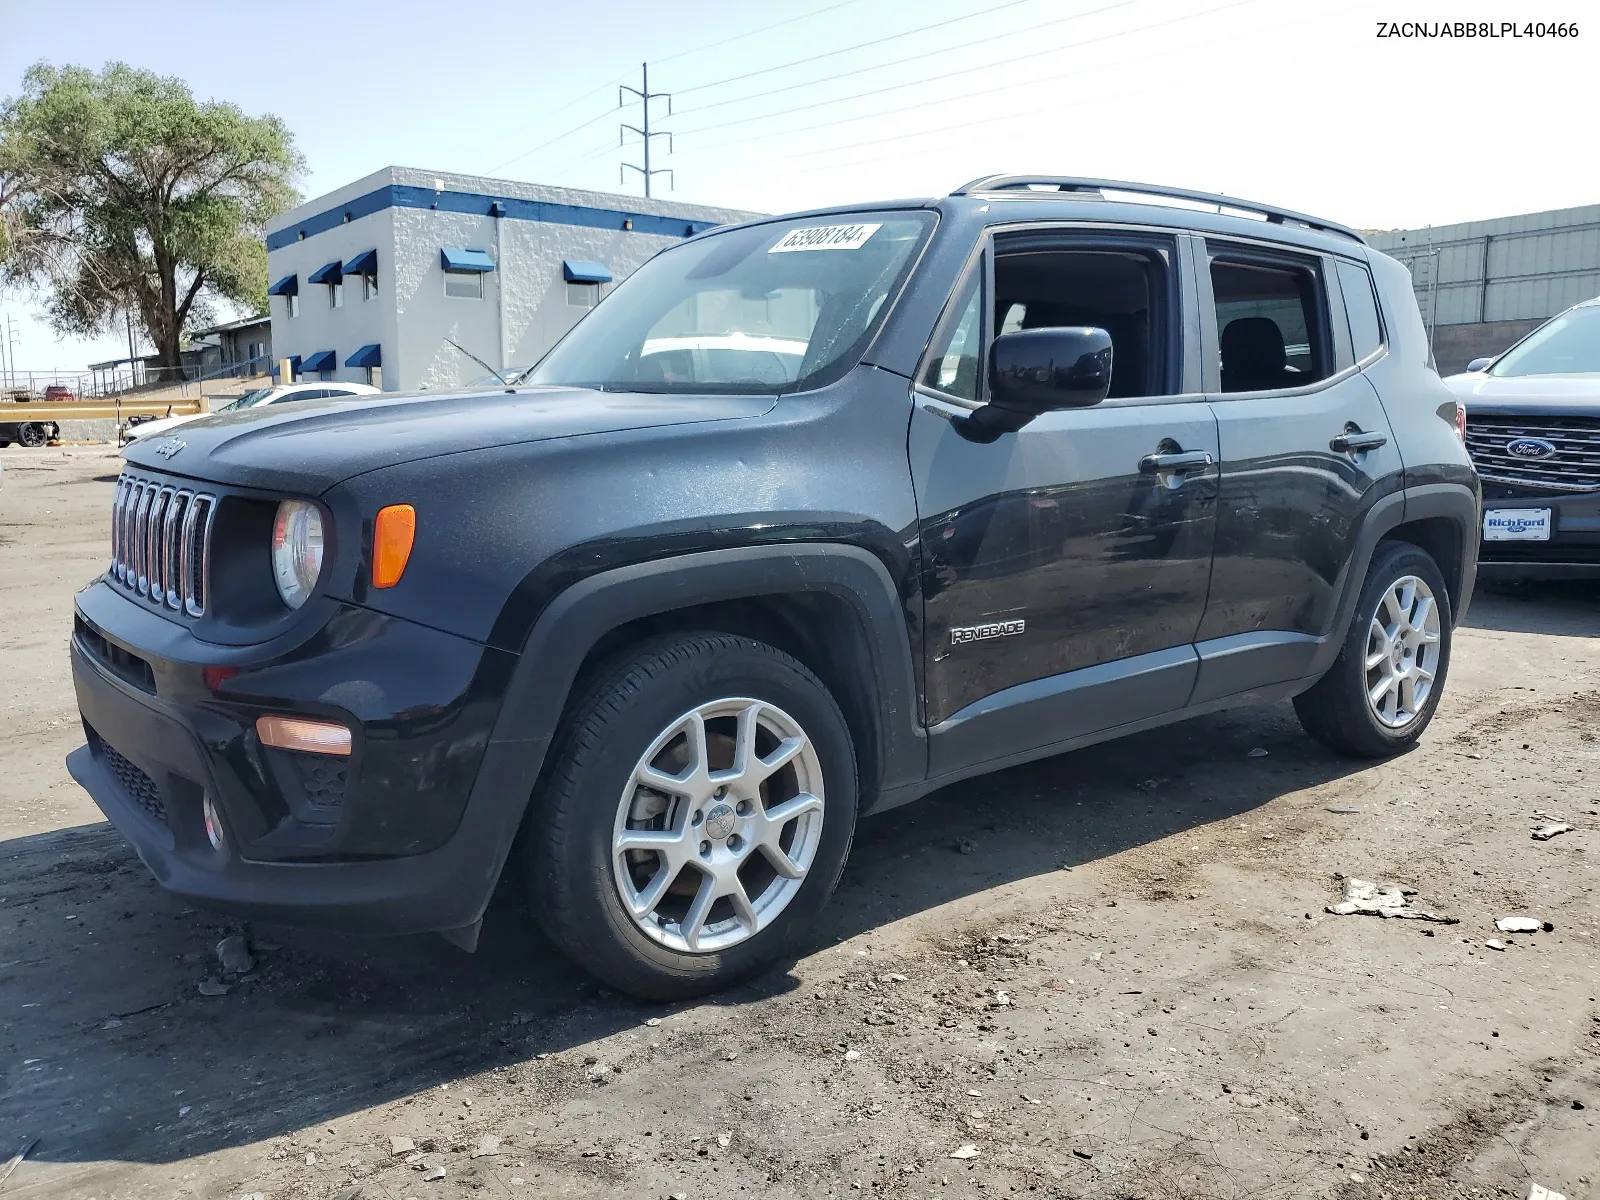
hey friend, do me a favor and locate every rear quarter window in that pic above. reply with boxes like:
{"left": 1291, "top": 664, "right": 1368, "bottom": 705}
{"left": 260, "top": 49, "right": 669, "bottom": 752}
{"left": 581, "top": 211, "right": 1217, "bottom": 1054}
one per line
{"left": 1337, "top": 260, "right": 1385, "bottom": 362}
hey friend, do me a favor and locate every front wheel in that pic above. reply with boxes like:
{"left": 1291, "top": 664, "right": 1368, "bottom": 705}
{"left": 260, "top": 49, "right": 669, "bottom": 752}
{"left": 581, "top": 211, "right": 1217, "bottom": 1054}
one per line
{"left": 18, "top": 423, "right": 48, "bottom": 448}
{"left": 1294, "top": 540, "right": 1453, "bottom": 757}
{"left": 526, "top": 633, "right": 858, "bottom": 999}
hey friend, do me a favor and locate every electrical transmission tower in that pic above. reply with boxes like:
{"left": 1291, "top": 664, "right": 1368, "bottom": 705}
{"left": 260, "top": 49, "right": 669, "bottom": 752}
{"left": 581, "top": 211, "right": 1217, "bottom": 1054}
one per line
{"left": 620, "top": 63, "right": 673, "bottom": 198}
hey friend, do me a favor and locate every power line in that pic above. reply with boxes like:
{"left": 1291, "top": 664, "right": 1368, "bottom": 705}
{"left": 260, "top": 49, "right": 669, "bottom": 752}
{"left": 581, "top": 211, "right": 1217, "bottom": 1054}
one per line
{"left": 484, "top": 95, "right": 626, "bottom": 176}
{"left": 678, "top": 0, "right": 1265, "bottom": 171}
{"left": 484, "top": 0, "right": 882, "bottom": 177}
{"left": 672, "top": 0, "right": 1260, "bottom": 157}
{"left": 653, "top": 0, "right": 876, "bottom": 66}
{"left": 675, "top": 0, "right": 1045, "bottom": 97}
{"left": 673, "top": 0, "right": 1142, "bottom": 133}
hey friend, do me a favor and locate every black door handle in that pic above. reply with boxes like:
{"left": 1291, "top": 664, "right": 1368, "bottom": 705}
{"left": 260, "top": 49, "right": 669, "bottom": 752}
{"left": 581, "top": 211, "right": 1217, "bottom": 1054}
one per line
{"left": 1140, "top": 449, "right": 1214, "bottom": 474}
{"left": 1330, "top": 430, "right": 1388, "bottom": 453}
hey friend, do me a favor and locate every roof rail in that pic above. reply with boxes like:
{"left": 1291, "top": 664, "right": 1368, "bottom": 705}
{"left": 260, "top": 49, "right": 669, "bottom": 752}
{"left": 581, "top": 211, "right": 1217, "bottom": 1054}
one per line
{"left": 950, "top": 175, "right": 1364, "bottom": 244}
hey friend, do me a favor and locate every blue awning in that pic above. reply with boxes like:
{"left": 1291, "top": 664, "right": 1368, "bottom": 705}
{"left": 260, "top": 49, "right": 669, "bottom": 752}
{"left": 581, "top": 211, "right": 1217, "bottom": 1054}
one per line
{"left": 287, "top": 355, "right": 302, "bottom": 374}
{"left": 302, "top": 350, "right": 337, "bottom": 372}
{"left": 307, "top": 260, "right": 343, "bottom": 285}
{"left": 343, "top": 248, "right": 377, "bottom": 276}
{"left": 345, "top": 344, "right": 381, "bottom": 369}
{"left": 267, "top": 274, "right": 298, "bottom": 297}
{"left": 562, "top": 260, "right": 613, "bottom": 283}
{"left": 441, "top": 248, "right": 495, "bottom": 273}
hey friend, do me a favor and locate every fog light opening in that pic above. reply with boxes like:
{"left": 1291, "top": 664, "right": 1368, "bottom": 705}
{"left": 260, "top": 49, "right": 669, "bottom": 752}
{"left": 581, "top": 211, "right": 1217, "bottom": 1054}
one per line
{"left": 203, "top": 794, "right": 227, "bottom": 852}
{"left": 256, "top": 714, "right": 353, "bottom": 756}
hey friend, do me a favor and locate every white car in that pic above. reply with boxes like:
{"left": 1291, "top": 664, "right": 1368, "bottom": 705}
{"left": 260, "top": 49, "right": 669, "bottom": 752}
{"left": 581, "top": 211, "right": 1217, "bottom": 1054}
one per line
{"left": 124, "top": 381, "right": 380, "bottom": 442}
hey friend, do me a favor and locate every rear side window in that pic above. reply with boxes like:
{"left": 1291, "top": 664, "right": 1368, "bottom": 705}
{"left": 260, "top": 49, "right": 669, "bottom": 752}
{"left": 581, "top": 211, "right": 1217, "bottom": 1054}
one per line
{"left": 1337, "top": 260, "right": 1384, "bottom": 361}
{"left": 1209, "top": 254, "right": 1329, "bottom": 392}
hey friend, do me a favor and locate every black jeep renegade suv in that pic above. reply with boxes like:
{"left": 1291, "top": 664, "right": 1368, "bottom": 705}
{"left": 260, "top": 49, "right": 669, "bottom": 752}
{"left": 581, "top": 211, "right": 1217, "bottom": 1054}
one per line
{"left": 68, "top": 177, "right": 1480, "bottom": 998}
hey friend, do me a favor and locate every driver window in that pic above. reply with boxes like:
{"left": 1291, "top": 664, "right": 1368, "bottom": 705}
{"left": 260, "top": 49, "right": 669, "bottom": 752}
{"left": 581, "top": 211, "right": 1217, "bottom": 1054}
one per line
{"left": 992, "top": 243, "right": 1174, "bottom": 399}
{"left": 920, "top": 277, "right": 982, "bottom": 402}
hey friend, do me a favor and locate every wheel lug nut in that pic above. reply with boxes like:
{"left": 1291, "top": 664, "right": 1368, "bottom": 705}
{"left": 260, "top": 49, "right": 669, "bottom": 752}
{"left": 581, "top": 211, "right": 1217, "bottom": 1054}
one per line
{"left": 692, "top": 811, "right": 703, "bottom": 826}
{"left": 736, "top": 800, "right": 752, "bottom": 816}
{"left": 727, "top": 835, "right": 743, "bottom": 851}
{"left": 699, "top": 840, "right": 711, "bottom": 856}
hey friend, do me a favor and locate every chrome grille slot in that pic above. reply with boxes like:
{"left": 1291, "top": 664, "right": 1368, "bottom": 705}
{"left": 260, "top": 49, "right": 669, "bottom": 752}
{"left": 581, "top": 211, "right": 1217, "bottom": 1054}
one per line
{"left": 107, "top": 472, "right": 217, "bottom": 618}
{"left": 1465, "top": 415, "right": 1600, "bottom": 492}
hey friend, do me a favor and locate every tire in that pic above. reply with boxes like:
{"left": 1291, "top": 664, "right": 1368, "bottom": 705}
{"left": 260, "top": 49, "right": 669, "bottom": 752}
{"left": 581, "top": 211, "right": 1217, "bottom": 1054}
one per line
{"left": 18, "top": 424, "right": 47, "bottom": 448}
{"left": 1294, "top": 540, "right": 1453, "bottom": 757}
{"left": 526, "top": 633, "right": 858, "bottom": 999}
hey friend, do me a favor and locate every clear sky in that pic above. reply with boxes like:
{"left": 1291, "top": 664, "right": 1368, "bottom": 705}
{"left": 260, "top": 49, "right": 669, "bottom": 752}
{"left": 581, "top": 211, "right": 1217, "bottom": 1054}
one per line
{"left": 2, "top": 0, "right": 1593, "bottom": 373}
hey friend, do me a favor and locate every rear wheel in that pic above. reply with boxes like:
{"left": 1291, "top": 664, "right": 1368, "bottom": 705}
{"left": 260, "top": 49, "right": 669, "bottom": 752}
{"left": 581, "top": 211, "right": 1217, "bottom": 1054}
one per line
{"left": 1294, "top": 541, "right": 1452, "bottom": 757}
{"left": 527, "top": 633, "right": 858, "bottom": 999}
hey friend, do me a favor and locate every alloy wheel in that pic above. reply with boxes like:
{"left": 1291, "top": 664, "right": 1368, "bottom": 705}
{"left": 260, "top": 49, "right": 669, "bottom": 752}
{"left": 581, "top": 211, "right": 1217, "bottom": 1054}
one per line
{"left": 611, "top": 697, "right": 825, "bottom": 954}
{"left": 1364, "top": 574, "right": 1442, "bottom": 728}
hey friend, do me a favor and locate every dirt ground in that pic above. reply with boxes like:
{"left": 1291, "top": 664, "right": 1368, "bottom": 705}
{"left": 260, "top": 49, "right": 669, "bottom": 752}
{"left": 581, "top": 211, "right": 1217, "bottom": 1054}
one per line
{"left": 1, "top": 445, "right": 1596, "bottom": 1200}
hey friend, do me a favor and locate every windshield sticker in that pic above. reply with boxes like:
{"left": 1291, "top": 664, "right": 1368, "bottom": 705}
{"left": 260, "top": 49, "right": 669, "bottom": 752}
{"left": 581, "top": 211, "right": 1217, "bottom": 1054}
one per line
{"left": 768, "top": 223, "right": 882, "bottom": 253}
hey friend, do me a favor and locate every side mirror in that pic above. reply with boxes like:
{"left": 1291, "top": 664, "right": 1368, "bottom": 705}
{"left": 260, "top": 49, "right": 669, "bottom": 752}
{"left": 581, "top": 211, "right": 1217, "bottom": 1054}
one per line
{"left": 1466, "top": 357, "right": 1494, "bottom": 373}
{"left": 953, "top": 327, "right": 1113, "bottom": 443}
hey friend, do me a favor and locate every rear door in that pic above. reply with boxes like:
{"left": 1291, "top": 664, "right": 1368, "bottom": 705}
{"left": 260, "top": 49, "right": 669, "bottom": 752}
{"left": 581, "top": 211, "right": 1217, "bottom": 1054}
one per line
{"left": 912, "top": 226, "right": 1219, "bottom": 775}
{"left": 1192, "top": 238, "right": 1403, "bottom": 702}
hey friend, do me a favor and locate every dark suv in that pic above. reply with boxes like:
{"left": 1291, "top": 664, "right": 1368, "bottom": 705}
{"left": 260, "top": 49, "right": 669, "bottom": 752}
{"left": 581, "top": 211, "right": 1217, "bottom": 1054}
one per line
{"left": 67, "top": 177, "right": 1480, "bottom": 998}
{"left": 1445, "top": 295, "right": 1600, "bottom": 578}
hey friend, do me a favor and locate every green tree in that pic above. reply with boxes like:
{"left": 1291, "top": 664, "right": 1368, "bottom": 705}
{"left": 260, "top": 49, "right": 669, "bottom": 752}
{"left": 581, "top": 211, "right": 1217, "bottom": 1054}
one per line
{"left": 0, "top": 62, "right": 302, "bottom": 371}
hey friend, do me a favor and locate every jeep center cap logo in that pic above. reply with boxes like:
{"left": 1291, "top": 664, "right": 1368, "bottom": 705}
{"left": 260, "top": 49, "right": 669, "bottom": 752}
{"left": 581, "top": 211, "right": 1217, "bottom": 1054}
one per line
{"left": 152, "top": 437, "right": 186, "bottom": 460}
{"left": 1506, "top": 437, "right": 1557, "bottom": 460}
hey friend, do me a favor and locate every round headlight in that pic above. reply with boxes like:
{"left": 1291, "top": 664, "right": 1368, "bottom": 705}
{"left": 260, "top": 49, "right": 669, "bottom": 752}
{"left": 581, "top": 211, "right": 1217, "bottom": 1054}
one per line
{"left": 271, "top": 500, "right": 324, "bottom": 610}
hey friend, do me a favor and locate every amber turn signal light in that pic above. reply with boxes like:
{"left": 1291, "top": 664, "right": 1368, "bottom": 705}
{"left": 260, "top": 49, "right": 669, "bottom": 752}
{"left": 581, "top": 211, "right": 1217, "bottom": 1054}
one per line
{"left": 373, "top": 504, "right": 416, "bottom": 589}
{"left": 256, "top": 715, "right": 352, "bottom": 756}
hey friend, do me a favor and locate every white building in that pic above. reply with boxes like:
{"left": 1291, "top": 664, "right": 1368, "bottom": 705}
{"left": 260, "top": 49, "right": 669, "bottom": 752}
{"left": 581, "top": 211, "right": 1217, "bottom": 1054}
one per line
{"left": 264, "top": 167, "right": 757, "bottom": 392}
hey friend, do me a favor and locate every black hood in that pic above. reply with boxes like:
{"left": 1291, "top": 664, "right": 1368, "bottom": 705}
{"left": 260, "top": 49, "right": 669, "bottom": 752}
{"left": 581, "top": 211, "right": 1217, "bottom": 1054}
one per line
{"left": 120, "top": 385, "right": 778, "bottom": 493}
{"left": 1443, "top": 370, "right": 1600, "bottom": 417}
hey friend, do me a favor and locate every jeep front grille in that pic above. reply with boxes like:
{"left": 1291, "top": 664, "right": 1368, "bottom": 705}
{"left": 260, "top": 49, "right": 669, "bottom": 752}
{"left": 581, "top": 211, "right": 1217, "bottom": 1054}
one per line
{"left": 108, "top": 473, "right": 217, "bottom": 616}
{"left": 1464, "top": 415, "right": 1600, "bottom": 492}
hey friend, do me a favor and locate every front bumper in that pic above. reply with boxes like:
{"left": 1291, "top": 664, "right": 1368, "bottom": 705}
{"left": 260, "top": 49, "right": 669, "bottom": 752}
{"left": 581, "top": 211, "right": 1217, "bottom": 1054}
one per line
{"left": 1477, "top": 485, "right": 1600, "bottom": 580}
{"left": 67, "top": 581, "right": 538, "bottom": 935}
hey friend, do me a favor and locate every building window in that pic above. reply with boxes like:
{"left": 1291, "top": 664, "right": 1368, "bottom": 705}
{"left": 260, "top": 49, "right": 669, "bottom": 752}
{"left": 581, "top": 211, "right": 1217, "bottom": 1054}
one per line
{"left": 365, "top": 366, "right": 382, "bottom": 389}
{"left": 568, "top": 281, "right": 600, "bottom": 309}
{"left": 362, "top": 271, "right": 378, "bottom": 301}
{"left": 329, "top": 279, "right": 344, "bottom": 309}
{"left": 287, "top": 293, "right": 300, "bottom": 318}
{"left": 445, "top": 270, "right": 484, "bottom": 300}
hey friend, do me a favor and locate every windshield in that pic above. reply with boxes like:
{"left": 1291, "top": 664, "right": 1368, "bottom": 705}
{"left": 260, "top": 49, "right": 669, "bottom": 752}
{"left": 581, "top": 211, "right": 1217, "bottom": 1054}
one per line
{"left": 528, "top": 212, "right": 935, "bottom": 395}
{"left": 214, "top": 387, "right": 275, "bottom": 413}
{"left": 1491, "top": 303, "right": 1600, "bottom": 377}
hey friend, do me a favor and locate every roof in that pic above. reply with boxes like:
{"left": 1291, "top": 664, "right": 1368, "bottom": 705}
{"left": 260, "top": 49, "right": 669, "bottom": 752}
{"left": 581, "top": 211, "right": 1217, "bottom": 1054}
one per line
{"left": 190, "top": 314, "right": 271, "bottom": 337}
{"left": 264, "top": 166, "right": 762, "bottom": 252}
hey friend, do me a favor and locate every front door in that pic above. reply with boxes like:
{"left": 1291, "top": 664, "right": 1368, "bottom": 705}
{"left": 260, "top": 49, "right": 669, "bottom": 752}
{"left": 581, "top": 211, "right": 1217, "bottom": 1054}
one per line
{"left": 911, "top": 228, "right": 1219, "bottom": 776}
{"left": 1191, "top": 240, "right": 1405, "bottom": 702}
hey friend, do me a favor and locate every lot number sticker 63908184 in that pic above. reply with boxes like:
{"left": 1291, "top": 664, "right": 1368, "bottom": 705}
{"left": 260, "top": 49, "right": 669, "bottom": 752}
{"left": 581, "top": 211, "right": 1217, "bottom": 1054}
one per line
{"left": 769, "top": 223, "right": 882, "bottom": 253}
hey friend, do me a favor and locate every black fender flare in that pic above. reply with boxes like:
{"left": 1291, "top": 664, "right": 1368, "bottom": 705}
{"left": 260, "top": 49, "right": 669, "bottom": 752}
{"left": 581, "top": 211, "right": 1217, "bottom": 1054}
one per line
{"left": 481, "top": 542, "right": 927, "bottom": 817}
{"left": 1309, "top": 480, "right": 1480, "bottom": 679}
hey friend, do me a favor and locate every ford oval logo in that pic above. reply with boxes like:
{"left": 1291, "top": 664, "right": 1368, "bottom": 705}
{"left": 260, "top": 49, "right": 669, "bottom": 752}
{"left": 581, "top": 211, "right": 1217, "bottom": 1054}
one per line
{"left": 1506, "top": 437, "right": 1557, "bottom": 460}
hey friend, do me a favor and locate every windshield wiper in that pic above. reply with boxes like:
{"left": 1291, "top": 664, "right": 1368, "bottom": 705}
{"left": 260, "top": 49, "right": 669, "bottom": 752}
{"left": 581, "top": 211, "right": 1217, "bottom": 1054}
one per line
{"left": 444, "top": 337, "right": 507, "bottom": 386}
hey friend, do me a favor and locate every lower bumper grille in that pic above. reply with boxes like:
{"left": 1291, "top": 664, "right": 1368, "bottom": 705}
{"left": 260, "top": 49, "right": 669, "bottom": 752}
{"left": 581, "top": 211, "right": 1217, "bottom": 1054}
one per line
{"left": 289, "top": 752, "right": 347, "bottom": 808}
{"left": 1480, "top": 541, "right": 1600, "bottom": 564}
{"left": 91, "top": 732, "right": 167, "bottom": 823}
